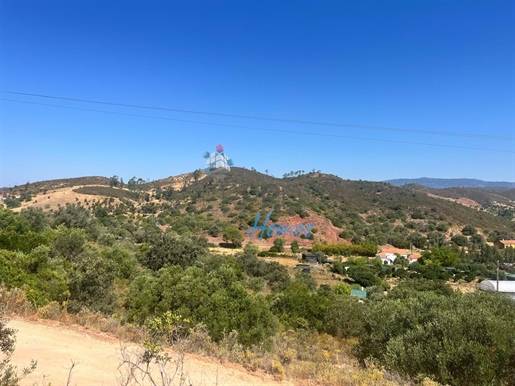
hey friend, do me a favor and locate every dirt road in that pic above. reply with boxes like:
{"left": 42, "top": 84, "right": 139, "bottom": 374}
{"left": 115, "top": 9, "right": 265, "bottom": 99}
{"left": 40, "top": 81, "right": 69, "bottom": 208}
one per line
{"left": 8, "top": 317, "right": 290, "bottom": 386}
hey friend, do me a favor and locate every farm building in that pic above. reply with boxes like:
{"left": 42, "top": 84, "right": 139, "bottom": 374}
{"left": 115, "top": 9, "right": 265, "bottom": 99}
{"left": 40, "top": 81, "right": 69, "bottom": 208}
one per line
{"left": 294, "top": 263, "right": 313, "bottom": 273}
{"left": 479, "top": 280, "right": 515, "bottom": 299}
{"left": 494, "top": 240, "right": 515, "bottom": 249}
{"left": 302, "top": 253, "right": 319, "bottom": 264}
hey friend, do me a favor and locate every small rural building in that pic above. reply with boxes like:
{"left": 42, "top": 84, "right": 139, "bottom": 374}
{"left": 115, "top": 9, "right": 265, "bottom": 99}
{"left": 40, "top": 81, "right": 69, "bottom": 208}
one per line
{"left": 350, "top": 289, "right": 367, "bottom": 299}
{"left": 408, "top": 253, "right": 422, "bottom": 263}
{"left": 494, "top": 240, "right": 515, "bottom": 249}
{"left": 294, "top": 263, "right": 313, "bottom": 274}
{"left": 302, "top": 253, "right": 319, "bottom": 264}
{"left": 376, "top": 251, "right": 421, "bottom": 265}
{"left": 479, "top": 280, "right": 515, "bottom": 299}
{"left": 375, "top": 245, "right": 423, "bottom": 265}
{"left": 376, "top": 252, "right": 397, "bottom": 265}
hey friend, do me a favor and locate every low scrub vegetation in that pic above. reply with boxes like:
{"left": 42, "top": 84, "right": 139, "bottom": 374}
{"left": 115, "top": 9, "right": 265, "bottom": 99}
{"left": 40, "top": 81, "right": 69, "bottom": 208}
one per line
{"left": 2, "top": 172, "right": 515, "bottom": 385}
{"left": 73, "top": 186, "right": 134, "bottom": 200}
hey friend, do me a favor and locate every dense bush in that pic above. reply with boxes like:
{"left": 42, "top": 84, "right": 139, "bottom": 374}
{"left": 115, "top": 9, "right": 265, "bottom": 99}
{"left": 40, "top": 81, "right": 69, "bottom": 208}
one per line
{"left": 270, "top": 281, "right": 333, "bottom": 331}
{"left": 0, "top": 248, "right": 68, "bottom": 306}
{"left": 461, "top": 224, "right": 477, "bottom": 236}
{"left": 235, "top": 249, "right": 291, "bottom": 292}
{"left": 139, "top": 233, "right": 209, "bottom": 270}
{"left": 346, "top": 266, "right": 383, "bottom": 288}
{"left": 128, "top": 264, "right": 277, "bottom": 347}
{"left": 269, "top": 238, "right": 285, "bottom": 252}
{"left": 451, "top": 234, "right": 469, "bottom": 246}
{"left": 67, "top": 245, "right": 116, "bottom": 313}
{"left": 420, "top": 247, "right": 461, "bottom": 267}
{"left": 388, "top": 278, "right": 454, "bottom": 299}
{"left": 357, "top": 292, "right": 515, "bottom": 386}
{"left": 290, "top": 240, "right": 300, "bottom": 253}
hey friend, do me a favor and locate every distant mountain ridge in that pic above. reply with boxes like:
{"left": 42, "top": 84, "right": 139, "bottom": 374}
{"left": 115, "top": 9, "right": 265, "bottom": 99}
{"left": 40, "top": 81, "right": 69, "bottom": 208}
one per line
{"left": 385, "top": 177, "right": 515, "bottom": 189}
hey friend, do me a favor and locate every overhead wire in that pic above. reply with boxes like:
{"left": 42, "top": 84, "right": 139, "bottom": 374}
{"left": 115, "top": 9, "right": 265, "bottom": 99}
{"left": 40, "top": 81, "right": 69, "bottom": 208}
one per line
{"left": 1, "top": 97, "right": 513, "bottom": 154}
{"left": 1, "top": 90, "right": 512, "bottom": 141}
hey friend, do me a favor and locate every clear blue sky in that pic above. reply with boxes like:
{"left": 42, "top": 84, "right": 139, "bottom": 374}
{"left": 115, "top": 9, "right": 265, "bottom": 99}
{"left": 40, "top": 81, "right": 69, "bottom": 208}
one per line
{"left": 0, "top": 1, "right": 514, "bottom": 187}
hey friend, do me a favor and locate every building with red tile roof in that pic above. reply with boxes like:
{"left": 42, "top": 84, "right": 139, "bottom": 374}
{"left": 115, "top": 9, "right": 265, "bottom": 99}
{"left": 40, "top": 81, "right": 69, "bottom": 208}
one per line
{"left": 494, "top": 239, "right": 515, "bottom": 249}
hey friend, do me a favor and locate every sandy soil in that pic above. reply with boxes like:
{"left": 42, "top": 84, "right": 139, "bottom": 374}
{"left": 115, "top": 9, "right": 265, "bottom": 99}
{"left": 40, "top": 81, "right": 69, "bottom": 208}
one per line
{"left": 8, "top": 317, "right": 291, "bottom": 386}
{"left": 425, "top": 192, "right": 481, "bottom": 209}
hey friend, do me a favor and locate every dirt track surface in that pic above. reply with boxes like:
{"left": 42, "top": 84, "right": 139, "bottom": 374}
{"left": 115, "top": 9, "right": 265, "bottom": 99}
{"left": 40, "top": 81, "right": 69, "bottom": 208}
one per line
{"left": 9, "top": 318, "right": 291, "bottom": 386}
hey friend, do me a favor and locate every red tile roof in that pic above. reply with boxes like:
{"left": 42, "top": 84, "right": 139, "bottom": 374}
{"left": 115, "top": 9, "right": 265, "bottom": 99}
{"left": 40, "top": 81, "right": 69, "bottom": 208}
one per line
{"left": 380, "top": 247, "right": 409, "bottom": 255}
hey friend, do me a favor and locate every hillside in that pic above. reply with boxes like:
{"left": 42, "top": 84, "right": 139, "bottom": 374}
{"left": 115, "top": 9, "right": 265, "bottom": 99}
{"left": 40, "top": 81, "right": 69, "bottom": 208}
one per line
{"left": 1, "top": 176, "right": 111, "bottom": 193}
{"left": 403, "top": 184, "right": 515, "bottom": 220}
{"left": 3, "top": 168, "right": 514, "bottom": 249}
{"left": 385, "top": 177, "right": 515, "bottom": 189}
{"left": 3, "top": 169, "right": 515, "bottom": 386}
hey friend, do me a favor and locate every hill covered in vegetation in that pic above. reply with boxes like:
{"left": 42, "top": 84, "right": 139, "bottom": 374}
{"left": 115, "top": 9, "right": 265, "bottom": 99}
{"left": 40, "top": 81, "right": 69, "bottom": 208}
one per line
{"left": 3, "top": 168, "right": 514, "bottom": 250}
{"left": 2, "top": 169, "right": 515, "bottom": 385}
{"left": 385, "top": 177, "right": 515, "bottom": 189}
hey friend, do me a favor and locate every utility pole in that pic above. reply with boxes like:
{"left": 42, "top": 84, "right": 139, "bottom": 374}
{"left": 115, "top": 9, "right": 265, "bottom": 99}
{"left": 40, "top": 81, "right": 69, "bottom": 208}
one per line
{"left": 497, "top": 259, "right": 500, "bottom": 292}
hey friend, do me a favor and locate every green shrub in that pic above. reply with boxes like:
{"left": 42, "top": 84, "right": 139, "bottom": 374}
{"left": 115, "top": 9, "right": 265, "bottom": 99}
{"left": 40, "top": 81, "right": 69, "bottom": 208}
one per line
{"left": 389, "top": 278, "right": 454, "bottom": 299}
{"left": 67, "top": 246, "right": 116, "bottom": 313}
{"left": 291, "top": 240, "right": 300, "bottom": 253}
{"left": 332, "top": 282, "right": 351, "bottom": 296}
{"left": 346, "top": 266, "right": 382, "bottom": 288}
{"left": 4, "top": 198, "right": 21, "bottom": 209}
{"left": 0, "top": 249, "right": 68, "bottom": 307}
{"left": 269, "top": 238, "right": 285, "bottom": 253}
{"left": 356, "top": 292, "right": 515, "bottom": 386}
{"left": 128, "top": 264, "right": 277, "bottom": 347}
{"left": 325, "top": 296, "right": 365, "bottom": 339}
{"left": 244, "top": 242, "right": 260, "bottom": 255}
{"left": 270, "top": 281, "right": 332, "bottom": 331}
{"left": 140, "top": 233, "right": 209, "bottom": 270}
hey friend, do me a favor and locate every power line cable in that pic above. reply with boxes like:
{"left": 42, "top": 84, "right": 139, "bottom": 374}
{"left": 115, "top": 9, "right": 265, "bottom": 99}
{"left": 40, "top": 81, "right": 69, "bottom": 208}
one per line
{"left": 1, "top": 90, "right": 512, "bottom": 141}
{"left": 2, "top": 97, "right": 513, "bottom": 154}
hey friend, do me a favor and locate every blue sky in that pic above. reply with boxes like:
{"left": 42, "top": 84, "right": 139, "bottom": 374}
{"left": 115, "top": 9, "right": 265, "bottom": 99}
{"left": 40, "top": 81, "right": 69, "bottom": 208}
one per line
{"left": 0, "top": 1, "right": 514, "bottom": 187}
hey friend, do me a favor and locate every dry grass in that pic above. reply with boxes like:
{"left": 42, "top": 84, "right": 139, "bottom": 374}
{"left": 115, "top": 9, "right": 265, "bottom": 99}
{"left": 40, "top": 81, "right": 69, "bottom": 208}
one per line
{"left": 13, "top": 186, "right": 124, "bottom": 212}
{"left": 0, "top": 286, "right": 144, "bottom": 344}
{"left": 180, "top": 326, "right": 413, "bottom": 386}
{"left": 259, "top": 257, "right": 301, "bottom": 267}
{"left": 0, "top": 286, "right": 427, "bottom": 385}
{"left": 208, "top": 246, "right": 244, "bottom": 256}
{"left": 425, "top": 193, "right": 481, "bottom": 210}
{"left": 449, "top": 279, "right": 478, "bottom": 294}
{"left": 0, "top": 287, "right": 35, "bottom": 316}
